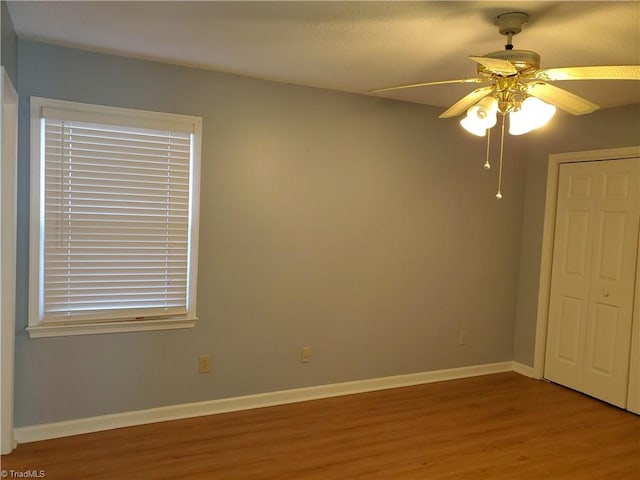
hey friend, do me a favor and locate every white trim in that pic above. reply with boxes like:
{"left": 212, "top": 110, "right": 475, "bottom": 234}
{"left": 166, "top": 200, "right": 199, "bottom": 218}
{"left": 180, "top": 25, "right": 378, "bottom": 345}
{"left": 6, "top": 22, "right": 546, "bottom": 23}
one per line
{"left": 1, "top": 67, "right": 18, "bottom": 454}
{"left": 26, "top": 317, "right": 197, "bottom": 338}
{"left": 511, "top": 361, "right": 535, "bottom": 378}
{"left": 37, "top": 98, "right": 200, "bottom": 133}
{"left": 187, "top": 113, "right": 201, "bottom": 326}
{"left": 532, "top": 146, "right": 640, "bottom": 380}
{"left": 627, "top": 239, "right": 640, "bottom": 414}
{"left": 14, "top": 361, "right": 514, "bottom": 443}
{"left": 28, "top": 97, "right": 203, "bottom": 336}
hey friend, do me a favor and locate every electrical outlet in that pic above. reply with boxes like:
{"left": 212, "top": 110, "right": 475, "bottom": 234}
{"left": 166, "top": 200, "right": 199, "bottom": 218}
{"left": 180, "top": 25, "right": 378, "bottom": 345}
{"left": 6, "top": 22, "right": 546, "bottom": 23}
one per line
{"left": 301, "top": 346, "right": 312, "bottom": 363}
{"left": 459, "top": 331, "right": 468, "bottom": 346}
{"left": 198, "top": 354, "right": 211, "bottom": 373}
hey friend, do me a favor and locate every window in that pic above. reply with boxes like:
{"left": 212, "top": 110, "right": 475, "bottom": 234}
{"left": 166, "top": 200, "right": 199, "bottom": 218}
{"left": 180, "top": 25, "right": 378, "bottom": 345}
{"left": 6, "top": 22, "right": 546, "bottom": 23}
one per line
{"left": 28, "top": 98, "right": 201, "bottom": 337}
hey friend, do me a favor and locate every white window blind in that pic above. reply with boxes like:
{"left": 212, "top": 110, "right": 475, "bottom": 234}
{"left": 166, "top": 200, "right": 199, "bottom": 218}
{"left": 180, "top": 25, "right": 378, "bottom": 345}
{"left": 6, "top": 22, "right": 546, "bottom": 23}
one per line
{"left": 33, "top": 100, "right": 200, "bottom": 326}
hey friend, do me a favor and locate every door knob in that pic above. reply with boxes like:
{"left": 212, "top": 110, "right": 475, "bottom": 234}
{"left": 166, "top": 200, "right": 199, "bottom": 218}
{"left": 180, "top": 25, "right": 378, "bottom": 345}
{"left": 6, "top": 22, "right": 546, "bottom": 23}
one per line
{"left": 604, "top": 291, "right": 610, "bottom": 297}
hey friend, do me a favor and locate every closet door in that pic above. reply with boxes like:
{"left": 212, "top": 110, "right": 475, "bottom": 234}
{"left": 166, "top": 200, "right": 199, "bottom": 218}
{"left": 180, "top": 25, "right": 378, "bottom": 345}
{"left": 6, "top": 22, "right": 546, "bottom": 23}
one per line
{"left": 545, "top": 158, "right": 639, "bottom": 408}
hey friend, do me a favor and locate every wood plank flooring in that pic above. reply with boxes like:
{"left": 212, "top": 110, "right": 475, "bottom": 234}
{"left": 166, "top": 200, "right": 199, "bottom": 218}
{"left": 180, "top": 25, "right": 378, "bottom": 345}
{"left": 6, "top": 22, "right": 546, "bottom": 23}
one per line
{"left": 2, "top": 372, "right": 639, "bottom": 479}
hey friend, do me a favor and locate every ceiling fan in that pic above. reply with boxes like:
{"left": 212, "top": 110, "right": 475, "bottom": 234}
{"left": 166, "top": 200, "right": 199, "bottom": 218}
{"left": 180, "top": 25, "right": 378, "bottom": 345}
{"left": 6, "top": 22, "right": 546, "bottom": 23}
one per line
{"left": 370, "top": 11, "right": 640, "bottom": 198}
{"left": 370, "top": 11, "right": 640, "bottom": 120}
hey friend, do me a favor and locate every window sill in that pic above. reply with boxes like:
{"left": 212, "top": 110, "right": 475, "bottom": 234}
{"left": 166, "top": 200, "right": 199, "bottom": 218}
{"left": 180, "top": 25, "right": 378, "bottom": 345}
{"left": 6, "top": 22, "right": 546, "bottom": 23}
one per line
{"left": 26, "top": 317, "right": 197, "bottom": 338}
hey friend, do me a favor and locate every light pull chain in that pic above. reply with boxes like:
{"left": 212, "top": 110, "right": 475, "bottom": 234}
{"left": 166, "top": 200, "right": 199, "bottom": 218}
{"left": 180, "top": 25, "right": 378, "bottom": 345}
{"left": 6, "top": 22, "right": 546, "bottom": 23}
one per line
{"left": 496, "top": 114, "right": 506, "bottom": 199}
{"left": 483, "top": 128, "right": 491, "bottom": 170}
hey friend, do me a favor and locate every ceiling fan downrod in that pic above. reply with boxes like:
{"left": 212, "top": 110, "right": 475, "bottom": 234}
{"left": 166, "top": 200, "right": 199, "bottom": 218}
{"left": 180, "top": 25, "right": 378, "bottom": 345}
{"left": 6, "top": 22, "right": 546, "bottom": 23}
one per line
{"left": 494, "top": 12, "right": 529, "bottom": 50}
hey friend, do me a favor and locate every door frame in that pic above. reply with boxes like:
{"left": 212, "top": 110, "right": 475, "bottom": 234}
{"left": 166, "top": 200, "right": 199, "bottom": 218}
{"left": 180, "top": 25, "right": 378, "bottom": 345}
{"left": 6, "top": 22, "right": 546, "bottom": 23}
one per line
{"left": 532, "top": 145, "right": 640, "bottom": 380}
{"left": 1, "top": 66, "right": 18, "bottom": 454}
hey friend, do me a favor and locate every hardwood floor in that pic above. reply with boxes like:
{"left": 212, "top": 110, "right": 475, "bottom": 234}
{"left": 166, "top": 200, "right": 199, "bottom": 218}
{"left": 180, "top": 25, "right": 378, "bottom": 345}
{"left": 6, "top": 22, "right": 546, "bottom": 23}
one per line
{"left": 2, "top": 372, "right": 639, "bottom": 479}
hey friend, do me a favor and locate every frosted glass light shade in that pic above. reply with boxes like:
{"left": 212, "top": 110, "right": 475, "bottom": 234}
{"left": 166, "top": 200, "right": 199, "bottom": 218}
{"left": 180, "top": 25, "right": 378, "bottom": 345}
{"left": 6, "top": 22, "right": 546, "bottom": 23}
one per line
{"left": 460, "top": 115, "right": 489, "bottom": 136}
{"left": 460, "top": 96, "right": 498, "bottom": 136}
{"left": 509, "top": 97, "right": 556, "bottom": 135}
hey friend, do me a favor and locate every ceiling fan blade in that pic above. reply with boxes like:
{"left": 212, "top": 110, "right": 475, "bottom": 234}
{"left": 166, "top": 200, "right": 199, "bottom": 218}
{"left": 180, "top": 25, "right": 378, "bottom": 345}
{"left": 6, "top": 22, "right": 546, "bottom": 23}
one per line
{"left": 525, "top": 81, "right": 599, "bottom": 115}
{"left": 439, "top": 85, "right": 496, "bottom": 119}
{"left": 469, "top": 56, "right": 517, "bottom": 76}
{"left": 536, "top": 65, "right": 640, "bottom": 81}
{"left": 369, "top": 77, "right": 485, "bottom": 94}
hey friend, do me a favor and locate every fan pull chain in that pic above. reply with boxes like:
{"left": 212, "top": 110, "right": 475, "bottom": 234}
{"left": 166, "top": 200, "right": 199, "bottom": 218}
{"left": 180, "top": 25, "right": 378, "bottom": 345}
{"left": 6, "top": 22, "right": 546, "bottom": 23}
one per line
{"left": 483, "top": 128, "right": 491, "bottom": 170}
{"left": 496, "top": 114, "right": 506, "bottom": 199}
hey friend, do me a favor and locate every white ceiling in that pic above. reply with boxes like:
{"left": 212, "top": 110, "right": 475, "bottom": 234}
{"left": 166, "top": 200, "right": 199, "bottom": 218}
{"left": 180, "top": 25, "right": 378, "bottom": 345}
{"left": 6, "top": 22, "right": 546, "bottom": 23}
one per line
{"left": 6, "top": 1, "right": 640, "bottom": 112}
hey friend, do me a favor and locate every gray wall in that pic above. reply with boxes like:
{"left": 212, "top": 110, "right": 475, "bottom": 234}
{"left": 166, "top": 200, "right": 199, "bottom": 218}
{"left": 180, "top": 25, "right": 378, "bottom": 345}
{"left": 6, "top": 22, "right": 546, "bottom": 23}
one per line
{"left": 1, "top": 0, "right": 17, "bottom": 85}
{"left": 513, "top": 104, "right": 640, "bottom": 366}
{"left": 14, "top": 40, "right": 528, "bottom": 426}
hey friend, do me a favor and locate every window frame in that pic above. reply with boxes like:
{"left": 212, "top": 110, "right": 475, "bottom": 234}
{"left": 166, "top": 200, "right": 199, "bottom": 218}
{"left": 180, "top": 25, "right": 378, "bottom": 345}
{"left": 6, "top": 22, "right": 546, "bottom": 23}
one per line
{"left": 27, "top": 97, "right": 202, "bottom": 338}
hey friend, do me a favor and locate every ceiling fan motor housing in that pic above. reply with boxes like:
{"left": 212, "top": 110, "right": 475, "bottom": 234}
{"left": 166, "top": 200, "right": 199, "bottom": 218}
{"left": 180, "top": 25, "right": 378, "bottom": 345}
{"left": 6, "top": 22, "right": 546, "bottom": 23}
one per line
{"left": 478, "top": 50, "right": 541, "bottom": 78}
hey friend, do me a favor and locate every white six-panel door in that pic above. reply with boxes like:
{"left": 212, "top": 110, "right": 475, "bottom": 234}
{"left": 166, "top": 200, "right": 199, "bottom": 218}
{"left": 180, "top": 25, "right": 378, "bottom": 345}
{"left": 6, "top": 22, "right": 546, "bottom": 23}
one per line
{"left": 545, "top": 158, "right": 640, "bottom": 408}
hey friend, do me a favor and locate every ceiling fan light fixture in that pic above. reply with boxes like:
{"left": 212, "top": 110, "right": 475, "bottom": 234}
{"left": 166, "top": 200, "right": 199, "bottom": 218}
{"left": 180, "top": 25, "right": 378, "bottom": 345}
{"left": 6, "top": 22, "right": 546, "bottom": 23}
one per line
{"left": 508, "top": 97, "right": 556, "bottom": 135}
{"left": 460, "top": 115, "right": 488, "bottom": 136}
{"left": 369, "top": 9, "right": 640, "bottom": 198}
{"left": 460, "top": 97, "right": 498, "bottom": 136}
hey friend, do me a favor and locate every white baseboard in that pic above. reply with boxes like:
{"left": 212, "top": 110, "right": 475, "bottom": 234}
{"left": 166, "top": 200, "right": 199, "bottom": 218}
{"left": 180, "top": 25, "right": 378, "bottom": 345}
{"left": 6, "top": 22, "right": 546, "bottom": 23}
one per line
{"left": 511, "top": 361, "right": 535, "bottom": 378}
{"left": 15, "top": 361, "right": 518, "bottom": 444}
